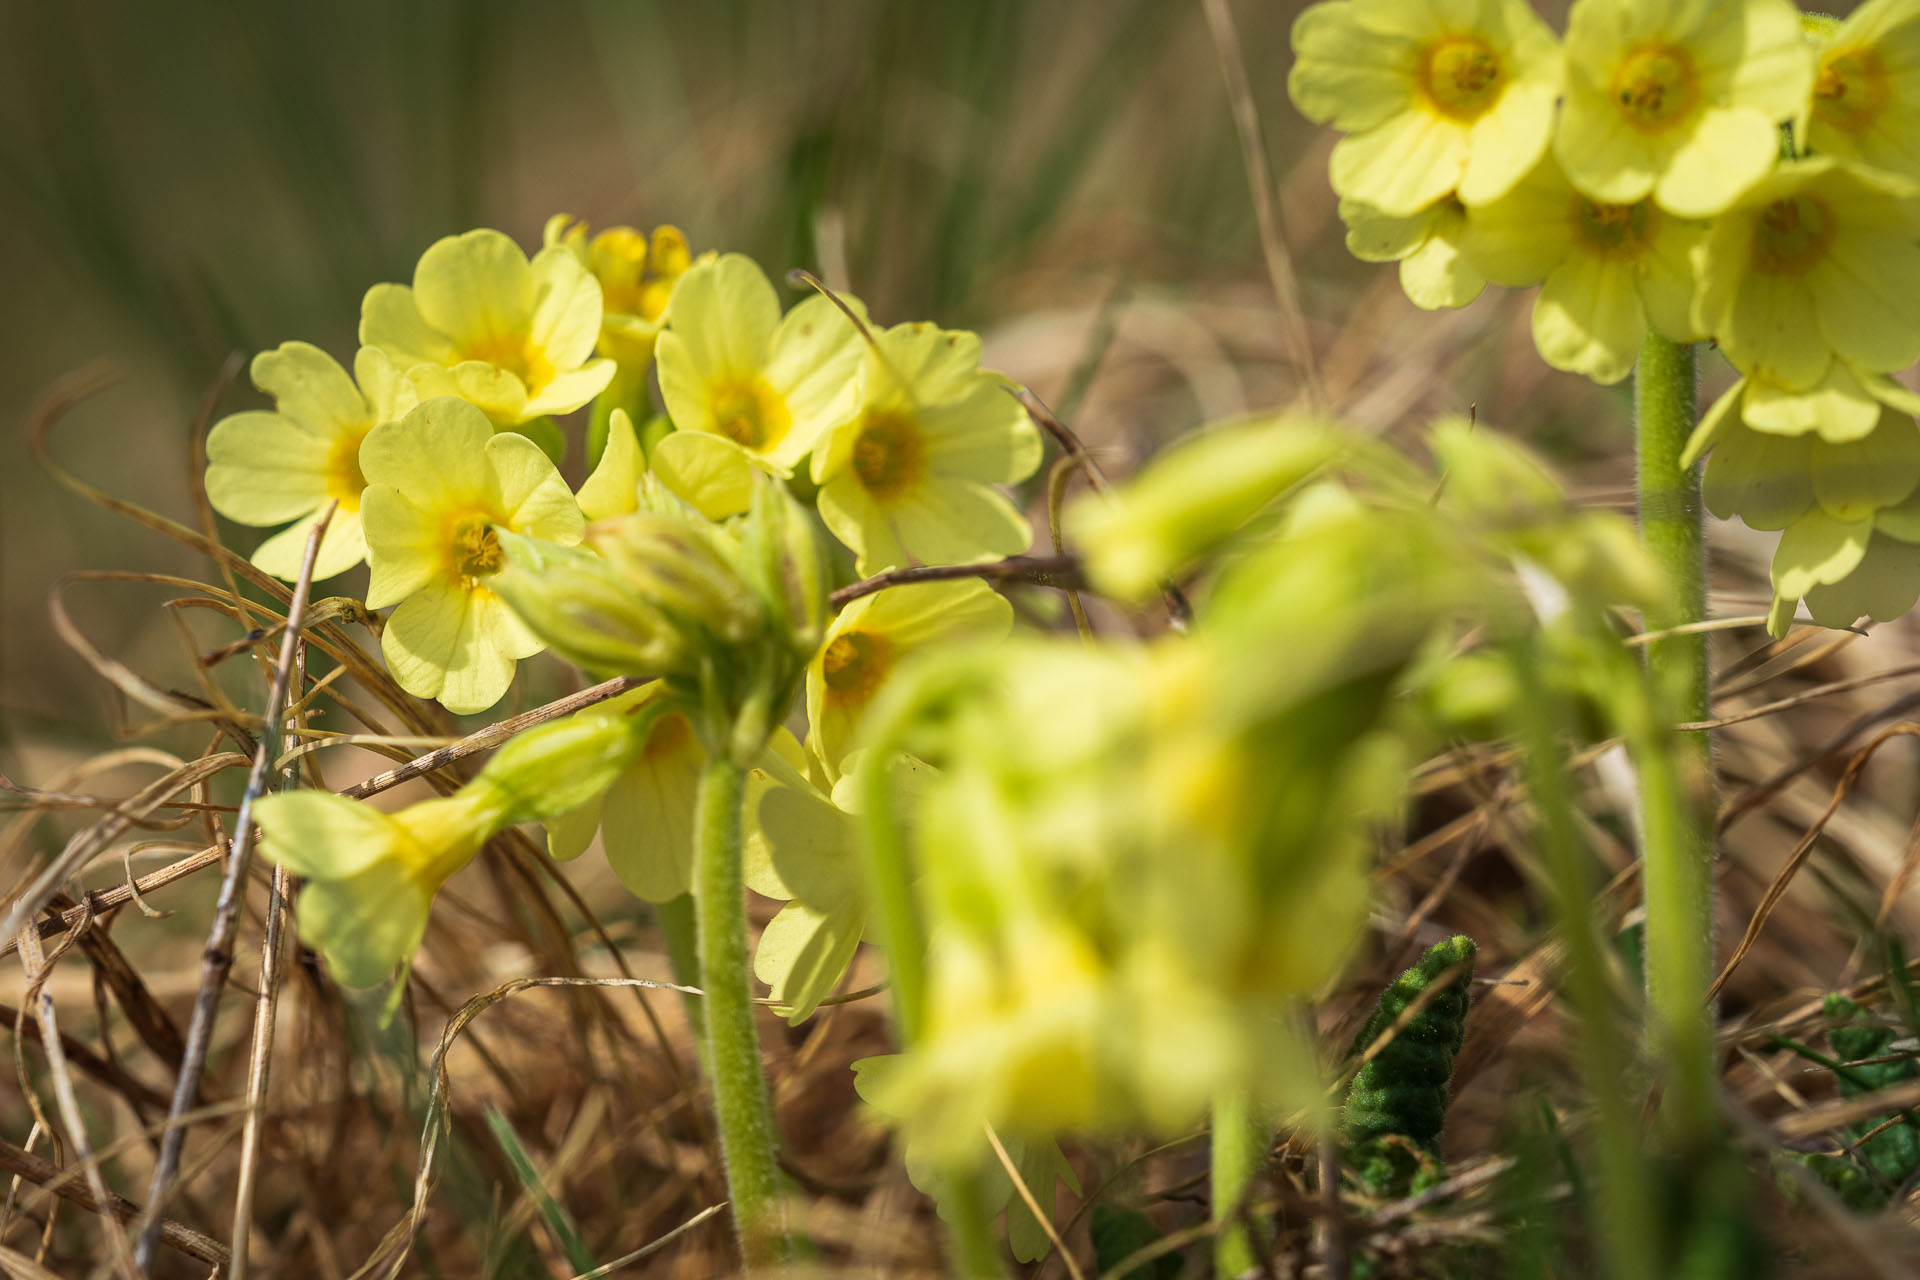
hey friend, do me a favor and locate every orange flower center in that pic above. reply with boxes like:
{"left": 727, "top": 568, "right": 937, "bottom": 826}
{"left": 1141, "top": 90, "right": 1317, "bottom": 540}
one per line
{"left": 450, "top": 517, "right": 505, "bottom": 580}
{"left": 1814, "top": 47, "right": 1890, "bottom": 137}
{"left": 1751, "top": 194, "right": 1837, "bottom": 276}
{"left": 711, "top": 378, "right": 791, "bottom": 452}
{"left": 851, "top": 410, "right": 925, "bottom": 501}
{"left": 643, "top": 711, "right": 692, "bottom": 762}
{"left": 324, "top": 428, "right": 370, "bottom": 509}
{"left": 1570, "top": 198, "right": 1658, "bottom": 261}
{"left": 1418, "top": 36, "right": 1506, "bottom": 121}
{"left": 821, "top": 630, "right": 892, "bottom": 706}
{"left": 1611, "top": 43, "right": 1699, "bottom": 132}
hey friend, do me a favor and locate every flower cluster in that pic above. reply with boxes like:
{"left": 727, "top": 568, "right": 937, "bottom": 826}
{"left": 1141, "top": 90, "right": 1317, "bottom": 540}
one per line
{"left": 1292, "top": 0, "right": 1920, "bottom": 631}
{"left": 219, "top": 220, "right": 1042, "bottom": 1010}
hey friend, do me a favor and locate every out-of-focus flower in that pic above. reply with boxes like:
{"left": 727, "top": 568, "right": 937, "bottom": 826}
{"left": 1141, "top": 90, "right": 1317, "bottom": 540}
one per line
{"left": 1464, "top": 155, "right": 1706, "bottom": 383}
{"left": 1802, "top": 0, "right": 1920, "bottom": 178}
{"left": 206, "top": 343, "right": 417, "bottom": 579}
{"left": 1288, "top": 0, "right": 1562, "bottom": 216}
{"left": 359, "top": 398, "right": 584, "bottom": 714}
{"left": 1556, "top": 0, "right": 1811, "bottom": 217}
{"left": 360, "top": 227, "right": 615, "bottom": 427}
{"left": 543, "top": 215, "right": 699, "bottom": 367}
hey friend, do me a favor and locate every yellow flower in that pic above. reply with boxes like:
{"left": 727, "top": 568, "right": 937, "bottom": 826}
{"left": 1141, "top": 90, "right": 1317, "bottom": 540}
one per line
{"left": 206, "top": 343, "right": 417, "bottom": 579}
{"left": 1804, "top": 0, "right": 1920, "bottom": 178}
{"left": 256, "top": 789, "right": 504, "bottom": 988}
{"left": 543, "top": 215, "right": 700, "bottom": 367}
{"left": 359, "top": 228, "right": 616, "bottom": 426}
{"left": 811, "top": 321, "right": 1043, "bottom": 575}
{"left": 360, "top": 398, "right": 585, "bottom": 714}
{"left": 1338, "top": 195, "right": 1486, "bottom": 310}
{"left": 1557, "top": 0, "right": 1811, "bottom": 217}
{"left": 1692, "top": 158, "right": 1920, "bottom": 391}
{"left": 1765, "top": 494, "right": 1920, "bottom": 632}
{"left": 1288, "top": 0, "right": 1562, "bottom": 217}
{"left": 650, "top": 254, "right": 866, "bottom": 517}
{"left": 1703, "top": 404, "right": 1920, "bottom": 530}
{"left": 806, "top": 580, "right": 1014, "bottom": 779}
{"left": 1464, "top": 154, "right": 1706, "bottom": 383}
{"left": 1681, "top": 363, "right": 1920, "bottom": 456}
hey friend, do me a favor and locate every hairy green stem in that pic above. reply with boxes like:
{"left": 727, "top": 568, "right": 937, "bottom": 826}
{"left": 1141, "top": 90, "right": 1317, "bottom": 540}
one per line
{"left": 1633, "top": 334, "right": 1718, "bottom": 1148}
{"left": 694, "top": 754, "right": 787, "bottom": 1268}
{"left": 1511, "top": 653, "right": 1657, "bottom": 1280}
{"left": 1210, "top": 1090, "right": 1262, "bottom": 1277}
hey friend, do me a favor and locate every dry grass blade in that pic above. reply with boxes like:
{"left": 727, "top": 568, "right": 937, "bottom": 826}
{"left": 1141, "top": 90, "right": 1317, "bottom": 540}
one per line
{"left": 1, "top": 844, "right": 223, "bottom": 959}
{"left": 134, "top": 503, "right": 334, "bottom": 1271}
{"left": 830, "top": 554, "right": 1085, "bottom": 608}
{"left": 1708, "top": 723, "right": 1920, "bottom": 1001}
{"left": 1678, "top": 660, "right": 1920, "bottom": 731}
{"left": 1773, "top": 1078, "right": 1920, "bottom": 1143}
{"left": 985, "top": 1122, "right": 1084, "bottom": 1280}
{"left": 565, "top": 1203, "right": 727, "bottom": 1280}
{"left": 0, "top": 1137, "right": 228, "bottom": 1265}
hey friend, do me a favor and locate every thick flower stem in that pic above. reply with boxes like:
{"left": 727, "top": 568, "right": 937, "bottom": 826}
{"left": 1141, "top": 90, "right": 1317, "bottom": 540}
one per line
{"left": 693, "top": 753, "right": 788, "bottom": 1268}
{"left": 1633, "top": 334, "right": 1718, "bottom": 1149}
{"left": 1210, "top": 1090, "right": 1263, "bottom": 1277}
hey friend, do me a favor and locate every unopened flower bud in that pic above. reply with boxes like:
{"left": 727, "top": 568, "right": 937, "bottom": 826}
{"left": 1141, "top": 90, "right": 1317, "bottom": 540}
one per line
{"left": 490, "top": 532, "right": 687, "bottom": 677}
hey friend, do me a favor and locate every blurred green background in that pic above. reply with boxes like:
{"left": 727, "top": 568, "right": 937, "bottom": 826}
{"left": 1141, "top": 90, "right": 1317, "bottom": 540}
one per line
{"left": 0, "top": 0, "right": 1625, "bottom": 777}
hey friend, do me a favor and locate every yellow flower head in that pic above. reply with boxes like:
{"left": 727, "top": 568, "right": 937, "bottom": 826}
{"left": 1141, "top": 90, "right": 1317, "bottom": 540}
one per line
{"left": 811, "top": 321, "right": 1043, "bottom": 575}
{"left": 650, "top": 254, "right": 866, "bottom": 517}
{"left": 1288, "top": 0, "right": 1563, "bottom": 217}
{"left": 1767, "top": 490, "right": 1920, "bottom": 632}
{"left": 543, "top": 214, "right": 700, "bottom": 367}
{"left": 359, "top": 228, "right": 616, "bottom": 426}
{"left": 1692, "top": 157, "right": 1920, "bottom": 391}
{"left": 1703, "top": 404, "right": 1920, "bottom": 531}
{"left": 806, "top": 580, "right": 1014, "bottom": 779}
{"left": 255, "top": 788, "right": 504, "bottom": 988}
{"left": 1557, "top": 0, "right": 1812, "bottom": 216}
{"left": 206, "top": 343, "right": 417, "bottom": 579}
{"left": 1464, "top": 154, "right": 1706, "bottom": 383}
{"left": 360, "top": 397, "right": 585, "bottom": 714}
{"left": 1804, "top": 0, "right": 1920, "bottom": 179}
{"left": 1338, "top": 195, "right": 1487, "bottom": 310}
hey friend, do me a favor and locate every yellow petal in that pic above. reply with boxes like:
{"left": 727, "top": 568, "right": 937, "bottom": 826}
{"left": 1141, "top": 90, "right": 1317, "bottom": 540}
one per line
{"left": 359, "top": 283, "right": 458, "bottom": 367}
{"left": 205, "top": 411, "right": 330, "bottom": 525}
{"left": 353, "top": 346, "right": 421, "bottom": 425}
{"left": 651, "top": 430, "right": 757, "bottom": 519}
{"left": 600, "top": 737, "right": 703, "bottom": 902}
{"left": 1804, "top": 530, "right": 1920, "bottom": 625}
{"left": 818, "top": 475, "right": 907, "bottom": 573}
{"left": 408, "top": 361, "right": 529, "bottom": 425}
{"left": 483, "top": 433, "right": 584, "bottom": 544}
{"left": 1329, "top": 111, "right": 1468, "bottom": 218}
{"left": 250, "top": 507, "right": 368, "bottom": 581}
{"left": 381, "top": 582, "right": 519, "bottom": 714}
{"left": 577, "top": 408, "right": 645, "bottom": 521}
{"left": 1809, "top": 409, "right": 1920, "bottom": 520}
{"left": 527, "top": 243, "right": 603, "bottom": 372}
{"left": 296, "top": 869, "right": 432, "bottom": 990}
{"left": 918, "top": 384, "right": 1044, "bottom": 484}
{"left": 1653, "top": 107, "right": 1779, "bottom": 217}
{"left": 661, "top": 253, "right": 780, "bottom": 378}
{"left": 1531, "top": 254, "right": 1646, "bottom": 385}
{"left": 1772, "top": 509, "right": 1874, "bottom": 599}
{"left": 411, "top": 228, "right": 534, "bottom": 349}
{"left": 889, "top": 479, "right": 1033, "bottom": 572}
{"left": 1287, "top": 2, "right": 1418, "bottom": 133}
{"left": 1814, "top": 227, "right": 1920, "bottom": 374}
{"left": 523, "top": 361, "right": 616, "bottom": 419}
{"left": 255, "top": 790, "right": 402, "bottom": 881}
{"left": 360, "top": 485, "right": 439, "bottom": 610}
{"left": 1701, "top": 422, "right": 1814, "bottom": 529}
{"left": 360, "top": 398, "right": 496, "bottom": 512}
{"left": 753, "top": 898, "right": 864, "bottom": 1024}
{"left": 251, "top": 341, "right": 367, "bottom": 437}
{"left": 1459, "top": 82, "right": 1555, "bottom": 207}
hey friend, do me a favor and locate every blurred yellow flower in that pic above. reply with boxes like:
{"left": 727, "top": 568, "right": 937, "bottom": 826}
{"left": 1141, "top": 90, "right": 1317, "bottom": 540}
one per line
{"left": 1692, "top": 158, "right": 1920, "bottom": 391}
{"left": 1804, "top": 0, "right": 1920, "bottom": 178}
{"left": 543, "top": 215, "right": 700, "bottom": 367}
{"left": 651, "top": 253, "right": 866, "bottom": 517}
{"left": 206, "top": 342, "right": 417, "bottom": 579}
{"left": 360, "top": 398, "right": 585, "bottom": 714}
{"left": 806, "top": 580, "right": 1013, "bottom": 779}
{"left": 1557, "top": 0, "right": 1811, "bottom": 217}
{"left": 1338, "top": 195, "right": 1486, "bottom": 310}
{"left": 360, "top": 227, "right": 615, "bottom": 426}
{"left": 1704, "top": 405, "right": 1920, "bottom": 531}
{"left": 1288, "top": 0, "right": 1562, "bottom": 216}
{"left": 812, "top": 321, "right": 1043, "bottom": 574}
{"left": 1464, "top": 155, "right": 1706, "bottom": 383}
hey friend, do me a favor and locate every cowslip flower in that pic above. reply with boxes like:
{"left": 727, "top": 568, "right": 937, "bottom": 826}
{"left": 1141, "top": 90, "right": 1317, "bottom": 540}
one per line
{"left": 258, "top": 710, "right": 647, "bottom": 987}
{"left": 1288, "top": 0, "right": 1562, "bottom": 216}
{"left": 1703, "top": 405, "right": 1920, "bottom": 531}
{"left": 1803, "top": 0, "right": 1920, "bottom": 179}
{"left": 806, "top": 580, "right": 1014, "bottom": 778}
{"left": 206, "top": 343, "right": 417, "bottom": 579}
{"left": 543, "top": 215, "right": 697, "bottom": 367}
{"left": 651, "top": 254, "right": 865, "bottom": 517}
{"left": 1463, "top": 155, "right": 1706, "bottom": 383}
{"left": 811, "top": 321, "right": 1043, "bottom": 575}
{"left": 1557, "top": 0, "right": 1811, "bottom": 217}
{"left": 1338, "top": 196, "right": 1486, "bottom": 310}
{"left": 1682, "top": 362, "right": 1920, "bottom": 450}
{"left": 359, "top": 228, "right": 615, "bottom": 427}
{"left": 1784, "top": 481, "right": 1920, "bottom": 629}
{"left": 360, "top": 397, "right": 585, "bottom": 714}
{"left": 1692, "top": 158, "right": 1920, "bottom": 393}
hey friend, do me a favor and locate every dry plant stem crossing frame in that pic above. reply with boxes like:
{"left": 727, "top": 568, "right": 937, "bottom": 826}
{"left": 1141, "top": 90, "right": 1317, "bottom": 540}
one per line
{"left": 693, "top": 752, "right": 788, "bottom": 1268}
{"left": 1632, "top": 335, "right": 1718, "bottom": 1149}
{"left": 132, "top": 502, "right": 334, "bottom": 1271}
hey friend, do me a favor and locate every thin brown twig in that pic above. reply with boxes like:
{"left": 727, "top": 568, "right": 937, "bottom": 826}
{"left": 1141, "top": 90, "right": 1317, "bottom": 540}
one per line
{"left": 1198, "top": 0, "right": 1323, "bottom": 411}
{"left": 0, "top": 1137, "right": 228, "bottom": 1266}
{"left": 985, "top": 1122, "right": 1084, "bottom": 1280}
{"left": 831, "top": 555, "right": 1085, "bottom": 608}
{"left": 134, "top": 502, "right": 334, "bottom": 1270}
{"left": 1680, "top": 659, "right": 1920, "bottom": 730}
